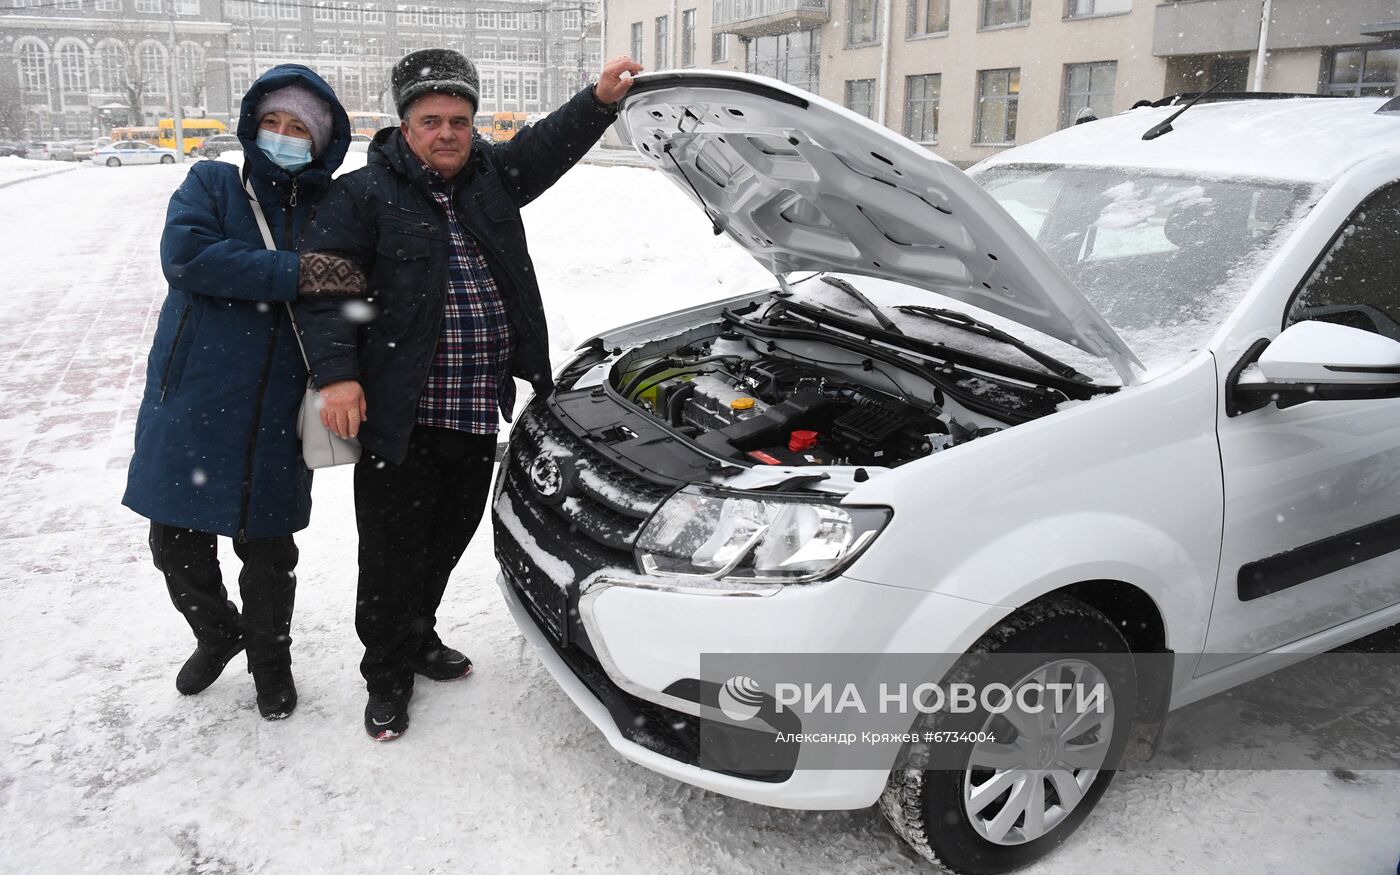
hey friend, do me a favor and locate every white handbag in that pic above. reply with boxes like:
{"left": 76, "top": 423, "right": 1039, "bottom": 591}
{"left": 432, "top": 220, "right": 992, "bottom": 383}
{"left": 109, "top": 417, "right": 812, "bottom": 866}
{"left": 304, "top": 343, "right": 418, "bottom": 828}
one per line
{"left": 245, "top": 179, "right": 362, "bottom": 469}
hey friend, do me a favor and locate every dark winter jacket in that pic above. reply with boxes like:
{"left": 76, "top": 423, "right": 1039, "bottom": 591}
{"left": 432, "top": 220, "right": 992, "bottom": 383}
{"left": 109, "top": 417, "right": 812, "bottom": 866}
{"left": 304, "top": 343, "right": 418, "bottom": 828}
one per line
{"left": 123, "top": 65, "right": 351, "bottom": 539}
{"left": 296, "top": 84, "right": 618, "bottom": 465}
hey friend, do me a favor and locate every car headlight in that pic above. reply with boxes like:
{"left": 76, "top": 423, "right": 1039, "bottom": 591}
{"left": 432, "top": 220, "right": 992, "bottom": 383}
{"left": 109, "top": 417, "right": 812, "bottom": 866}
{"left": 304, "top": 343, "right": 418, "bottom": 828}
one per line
{"left": 635, "top": 485, "right": 890, "bottom": 583}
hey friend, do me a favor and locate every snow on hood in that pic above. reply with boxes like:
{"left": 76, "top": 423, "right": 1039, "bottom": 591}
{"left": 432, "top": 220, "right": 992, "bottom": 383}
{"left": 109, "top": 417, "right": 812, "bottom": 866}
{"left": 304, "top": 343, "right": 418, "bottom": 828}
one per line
{"left": 615, "top": 71, "right": 1143, "bottom": 385}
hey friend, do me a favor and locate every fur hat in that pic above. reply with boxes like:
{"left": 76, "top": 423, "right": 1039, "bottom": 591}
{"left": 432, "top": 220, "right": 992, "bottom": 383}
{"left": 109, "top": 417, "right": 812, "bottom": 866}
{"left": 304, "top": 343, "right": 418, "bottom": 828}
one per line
{"left": 392, "top": 48, "right": 480, "bottom": 117}
{"left": 256, "top": 84, "right": 334, "bottom": 157}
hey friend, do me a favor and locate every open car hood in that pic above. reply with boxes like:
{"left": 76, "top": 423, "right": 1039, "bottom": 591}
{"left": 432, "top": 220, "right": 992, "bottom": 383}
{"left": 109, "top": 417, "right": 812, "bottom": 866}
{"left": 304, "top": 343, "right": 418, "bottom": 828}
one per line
{"left": 615, "top": 72, "right": 1142, "bottom": 384}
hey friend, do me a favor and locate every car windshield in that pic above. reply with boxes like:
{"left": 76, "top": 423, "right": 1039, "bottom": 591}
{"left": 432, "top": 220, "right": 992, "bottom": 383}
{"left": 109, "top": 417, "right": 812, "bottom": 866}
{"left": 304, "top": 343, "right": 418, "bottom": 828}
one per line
{"left": 973, "top": 163, "right": 1318, "bottom": 377}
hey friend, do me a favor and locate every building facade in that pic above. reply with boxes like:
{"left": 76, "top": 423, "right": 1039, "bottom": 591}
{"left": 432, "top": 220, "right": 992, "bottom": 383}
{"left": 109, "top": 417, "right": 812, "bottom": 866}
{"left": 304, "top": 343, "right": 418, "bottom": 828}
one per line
{"left": 601, "top": 0, "right": 1399, "bottom": 165}
{"left": 1, "top": 0, "right": 602, "bottom": 139}
{"left": 0, "top": 0, "right": 234, "bottom": 139}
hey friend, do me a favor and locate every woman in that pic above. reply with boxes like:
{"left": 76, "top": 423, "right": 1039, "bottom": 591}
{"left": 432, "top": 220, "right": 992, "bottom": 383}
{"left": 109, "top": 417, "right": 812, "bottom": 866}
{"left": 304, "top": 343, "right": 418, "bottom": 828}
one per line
{"left": 123, "top": 65, "right": 356, "bottom": 720}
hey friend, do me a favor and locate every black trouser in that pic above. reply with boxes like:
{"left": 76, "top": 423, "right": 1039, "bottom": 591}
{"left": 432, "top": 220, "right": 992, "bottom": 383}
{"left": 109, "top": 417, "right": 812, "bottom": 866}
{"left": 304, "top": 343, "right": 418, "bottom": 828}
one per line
{"left": 354, "top": 426, "right": 496, "bottom": 695}
{"left": 149, "top": 522, "right": 299, "bottom": 674}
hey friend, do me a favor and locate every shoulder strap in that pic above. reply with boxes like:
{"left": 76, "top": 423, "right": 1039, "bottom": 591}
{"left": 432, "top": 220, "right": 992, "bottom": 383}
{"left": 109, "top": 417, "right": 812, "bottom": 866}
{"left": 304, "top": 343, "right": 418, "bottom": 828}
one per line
{"left": 244, "top": 178, "right": 312, "bottom": 372}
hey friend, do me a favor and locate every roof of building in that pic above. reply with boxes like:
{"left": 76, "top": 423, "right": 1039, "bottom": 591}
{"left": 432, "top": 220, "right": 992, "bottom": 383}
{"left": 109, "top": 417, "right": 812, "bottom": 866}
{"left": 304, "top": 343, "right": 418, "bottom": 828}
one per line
{"left": 974, "top": 97, "right": 1399, "bottom": 184}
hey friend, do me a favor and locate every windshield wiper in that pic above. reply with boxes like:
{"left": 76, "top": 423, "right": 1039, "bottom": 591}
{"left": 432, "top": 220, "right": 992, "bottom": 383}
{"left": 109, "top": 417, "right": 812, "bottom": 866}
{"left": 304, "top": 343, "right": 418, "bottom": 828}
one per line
{"left": 1142, "top": 76, "right": 1228, "bottom": 141}
{"left": 893, "top": 304, "right": 1091, "bottom": 382}
{"left": 820, "top": 275, "right": 904, "bottom": 335}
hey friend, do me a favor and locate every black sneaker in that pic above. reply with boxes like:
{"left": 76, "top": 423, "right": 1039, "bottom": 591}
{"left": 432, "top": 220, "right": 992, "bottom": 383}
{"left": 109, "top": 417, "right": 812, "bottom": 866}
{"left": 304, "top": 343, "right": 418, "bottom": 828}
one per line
{"left": 408, "top": 643, "right": 473, "bottom": 681}
{"left": 175, "top": 637, "right": 245, "bottom": 696}
{"left": 253, "top": 668, "right": 297, "bottom": 720}
{"left": 364, "top": 687, "right": 413, "bottom": 741}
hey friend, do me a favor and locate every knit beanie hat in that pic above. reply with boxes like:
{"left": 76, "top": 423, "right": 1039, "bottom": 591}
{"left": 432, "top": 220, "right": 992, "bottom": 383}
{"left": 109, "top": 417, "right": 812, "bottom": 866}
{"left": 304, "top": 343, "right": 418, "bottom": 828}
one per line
{"left": 256, "top": 84, "right": 334, "bottom": 157}
{"left": 392, "top": 49, "right": 480, "bottom": 117}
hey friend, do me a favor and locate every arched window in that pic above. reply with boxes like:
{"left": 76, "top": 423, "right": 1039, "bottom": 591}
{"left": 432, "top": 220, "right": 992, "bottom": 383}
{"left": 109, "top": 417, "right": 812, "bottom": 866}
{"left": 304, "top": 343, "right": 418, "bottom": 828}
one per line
{"left": 175, "top": 42, "right": 204, "bottom": 104}
{"left": 17, "top": 38, "right": 49, "bottom": 98}
{"left": 138, "top": 41, "right": 167, "bottom": 96}
{"left": 95, "top": 40, "right": 128, "bottom": 94}
{"left": 56, "top": 40, "right": 89, "bottom": 94}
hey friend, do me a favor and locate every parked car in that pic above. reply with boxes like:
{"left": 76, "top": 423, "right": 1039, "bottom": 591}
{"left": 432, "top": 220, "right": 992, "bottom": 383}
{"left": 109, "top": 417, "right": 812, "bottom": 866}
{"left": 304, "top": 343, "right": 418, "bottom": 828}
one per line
{"left": 0, "top": 141, "right": 27, "bottom": 158}
{"left": 491, "top": 73, "right": 1400, "bottom": 874}
{"left": 93, "top": 141, "right": 178, "bottom": 166}
{"left": 194, "top": 134, "right": 242, "bottom": 158}
{"left": 68, "top": 141, "right": 103, "bottom": 161}
{"left": 26, "top": 141, "right": 74, "bottom": 161}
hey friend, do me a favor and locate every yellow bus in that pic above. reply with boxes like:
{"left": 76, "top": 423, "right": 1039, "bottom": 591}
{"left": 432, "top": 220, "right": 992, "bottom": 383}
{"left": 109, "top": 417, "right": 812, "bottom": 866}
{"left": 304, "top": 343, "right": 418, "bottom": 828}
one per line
{"left": 348, "top": 111, "right": 395, "bottom": 138}
{"left": 491, "top": 111, "right": 528, "bottom": 143}
{"left": 111, "top": 126, "right": 160, "bottom": 145}
{"left": 474, "top": 112, "right": 494, "bottom": 140}
{"left": 157, "top": 118, "right": 228, "bottom": 154}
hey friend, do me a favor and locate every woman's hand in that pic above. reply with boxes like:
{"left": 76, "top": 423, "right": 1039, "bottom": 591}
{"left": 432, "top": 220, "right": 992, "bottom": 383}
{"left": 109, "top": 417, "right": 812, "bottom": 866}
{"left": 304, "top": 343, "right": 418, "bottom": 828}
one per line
{"left": 319, "top": 379, "right": 366, "bottom": 439}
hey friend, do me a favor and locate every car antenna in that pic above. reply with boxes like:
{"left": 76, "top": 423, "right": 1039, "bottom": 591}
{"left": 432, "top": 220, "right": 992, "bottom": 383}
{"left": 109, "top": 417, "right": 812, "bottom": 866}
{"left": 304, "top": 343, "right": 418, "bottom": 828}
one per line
{"left": 1142, "top": 76, "right": 1229, "bottom": 141}
{"left": 662, "top": 142, "right": 724, "bottom": 235}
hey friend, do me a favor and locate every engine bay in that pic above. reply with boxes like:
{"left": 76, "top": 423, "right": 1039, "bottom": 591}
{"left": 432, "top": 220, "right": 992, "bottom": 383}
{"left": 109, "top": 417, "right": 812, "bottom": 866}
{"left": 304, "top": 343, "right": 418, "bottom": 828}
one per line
{"left": 603, "top": 329, "right": 1013, "bottom": 470}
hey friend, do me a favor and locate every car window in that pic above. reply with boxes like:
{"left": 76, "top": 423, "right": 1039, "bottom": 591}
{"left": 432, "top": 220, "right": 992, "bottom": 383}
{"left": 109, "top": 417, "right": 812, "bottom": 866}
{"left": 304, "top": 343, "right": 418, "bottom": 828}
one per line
{"left": 976, "top": 163, "right": 1317, "bottom": 376}
{"left": 1285, "top": 182, "right": 1400, "bottom": 342}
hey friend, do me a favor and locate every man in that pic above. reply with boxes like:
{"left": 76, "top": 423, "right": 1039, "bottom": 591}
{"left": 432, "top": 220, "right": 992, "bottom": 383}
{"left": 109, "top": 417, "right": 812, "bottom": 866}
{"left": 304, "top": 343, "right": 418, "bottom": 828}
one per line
{"left": 297, "top": 49, "right": 642, "bottom": 740}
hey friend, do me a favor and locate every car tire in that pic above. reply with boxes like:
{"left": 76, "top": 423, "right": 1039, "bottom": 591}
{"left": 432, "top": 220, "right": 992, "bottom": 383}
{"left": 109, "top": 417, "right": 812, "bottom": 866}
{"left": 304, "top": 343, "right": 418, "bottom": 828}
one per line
{"left": 160, "top": 154, "right": 175, "bottom": 164}
{"left": 106, "top": 157, "right": 121, "bottom": 167}
{"left": 879, "top": 596, "right": 1136, "bottom": 875}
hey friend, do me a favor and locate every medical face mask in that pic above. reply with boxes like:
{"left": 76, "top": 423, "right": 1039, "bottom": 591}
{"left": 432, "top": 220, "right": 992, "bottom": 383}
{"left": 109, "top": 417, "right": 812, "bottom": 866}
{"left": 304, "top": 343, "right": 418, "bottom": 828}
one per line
{"left": 256, "top": 129, "right": 313, "bottom": 173}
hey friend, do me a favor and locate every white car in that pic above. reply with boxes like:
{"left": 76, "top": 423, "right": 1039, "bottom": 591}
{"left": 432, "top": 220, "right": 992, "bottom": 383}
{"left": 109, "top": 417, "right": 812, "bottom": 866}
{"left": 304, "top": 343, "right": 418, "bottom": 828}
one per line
{"left": 94, "top": 141, "right": 177, "bottom": 166}
{"left": 492, "top": 73, "right": 1400, "bottom": 873}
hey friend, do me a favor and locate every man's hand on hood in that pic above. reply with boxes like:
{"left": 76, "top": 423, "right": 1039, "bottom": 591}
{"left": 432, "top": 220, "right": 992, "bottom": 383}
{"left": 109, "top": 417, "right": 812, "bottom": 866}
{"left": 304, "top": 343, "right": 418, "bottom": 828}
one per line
{"left": 594, "top": 56, "right": 645, "bottom": 105}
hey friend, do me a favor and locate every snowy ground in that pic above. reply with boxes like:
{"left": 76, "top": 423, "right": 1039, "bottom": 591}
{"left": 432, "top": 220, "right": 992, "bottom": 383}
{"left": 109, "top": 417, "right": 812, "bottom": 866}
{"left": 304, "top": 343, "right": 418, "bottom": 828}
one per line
{"left": 0, "top": 155, "right": 78, "bottom": 188}
{"left": 1, "top": 160, "right": 1398, "bottom": 874}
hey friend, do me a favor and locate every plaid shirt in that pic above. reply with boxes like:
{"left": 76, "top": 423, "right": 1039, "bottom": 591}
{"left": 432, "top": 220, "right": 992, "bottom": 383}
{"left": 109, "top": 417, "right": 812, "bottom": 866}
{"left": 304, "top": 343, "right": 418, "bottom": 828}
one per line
{"left": 414, "top": 166, "right": 514, "bottom": 435}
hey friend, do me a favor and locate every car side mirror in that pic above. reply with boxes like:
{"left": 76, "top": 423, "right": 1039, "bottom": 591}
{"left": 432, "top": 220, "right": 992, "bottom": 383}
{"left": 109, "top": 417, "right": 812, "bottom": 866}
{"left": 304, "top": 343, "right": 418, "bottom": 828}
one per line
{"left": 1226, "top": 321, "right": 1400, "bottom": 416}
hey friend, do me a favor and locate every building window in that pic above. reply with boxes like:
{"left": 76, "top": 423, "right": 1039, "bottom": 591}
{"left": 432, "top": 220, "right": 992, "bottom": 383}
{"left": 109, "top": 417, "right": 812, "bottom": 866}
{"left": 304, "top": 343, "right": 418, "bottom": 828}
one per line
{"left": 502, "top": 73, "right": 519, "bottom": 105}
{"left": 364, "top": 3, "right": 384, "bottom": 22}
{"left": 480, "top": 73, "right": 496, "bottom": 102}
{"left": 523, "top": 75, "right": 539, "bottom": 104}
{"left": 1325, "top": 46, "right": 1399, "bottom": 97}
{"left": 904, "top": 73, "right": 939, "bottom": 142}
{"left": 175, "top": 0, "right": 198, "bottom": 13}
{"left": 712, "top": 32, "right": 728, "bottom": 63}
{"left": 95, "top": 41, "right": 126, "bottom": 92}
{"left": 525, "top": 12, "right": 541, "bottom": 30}
{"left": 654, "top": 15, "right": 669, "bottom": 69}
{"left": 139, "top": 42, "right": 167, "bottom": 95}
{"left": 523, "top": 42, "right": 541, "bottom": 62}
{"left": 339, "top": 2, "right": 359, "bottom": 20}
{"left": 563, "top": 9, "right": 581, "bottom": 30}
{"left": 501, "top": 41, "right": 518, "bottom": 62}
{"left": 423, "top": 5, "right": 443, "bottom": 25}
{"left": 845, "top": 78, "right": 875, "bottom": 118}
{"left": 681, "top": 9, "right": 696, "bottom": 67}
{"left": 746, "top": 28, "right": 819, "bottom": 93}
{"left": 907, "top": 0, "right": 947, "bottom": 36}
{"left": 630, "top": 21, "right": 644, "bottom": 62}
{"left": 500, "top": 11, "right": 518, "bottom": 28}
{"left": 478, "top": 42, "right": 497, "bottom": 61}
{"left": 231, "top": 69, "right": 251, "bottom": 95}
{"left": 56, "top": 42, "right": 88, "bottom": 93}
{"left": 275, "top": 0, "right": 298, "bottom": 19}
{"left": 95, "top": 0, "right": 119, "bottom": 9}
{"left": 135, "top": 0, "right": 160, "bottom": 12}
{"left": 975, "top": 67, "right": 1019, "bottom": 144}
{"left": 1060, "top": 60, "right": 1116, "bottom": 127}
{"left": 314, "top": 2, "right": 335, "bottom": 20}
{"left": 252, "top": 0, "right": 271, "bottom": 19}
{"left": 847, "top": 0, "right": 880, "bottom": 47}
{"left": 981, "top": 0, "right": 1030, "bottom": 28}
{"left": 1065, "top": 0, "right": 1128, "bottom": 16}
{"left": 17, "top": 40, "right": 49, "bottom": 96}
{"left": 477, "top": 10, "right": 496, "bottom": 29}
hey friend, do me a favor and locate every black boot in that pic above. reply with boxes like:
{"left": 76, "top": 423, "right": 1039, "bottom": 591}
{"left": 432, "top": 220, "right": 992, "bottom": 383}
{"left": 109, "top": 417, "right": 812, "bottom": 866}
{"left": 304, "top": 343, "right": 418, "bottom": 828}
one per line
{"left": 254, "top": 668, "right": 297, "bottom": 720}
{"left": 364, "top": 685, "right": 413, "bottom": 741}
{"left": 175, "top": 636, "right": 246, "bottom": 696}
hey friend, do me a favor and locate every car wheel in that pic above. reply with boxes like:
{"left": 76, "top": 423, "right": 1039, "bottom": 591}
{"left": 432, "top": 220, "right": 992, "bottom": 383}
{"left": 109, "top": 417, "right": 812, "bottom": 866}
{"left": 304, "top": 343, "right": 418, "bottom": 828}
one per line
{"left": 106, "top": 157, "right": 121, "bottom": 167}
{"left": 160, "top": 154, "right": 175, "bottom": 164}
{"left": 880, "top": 597, "right": 1136, "bottom": 874}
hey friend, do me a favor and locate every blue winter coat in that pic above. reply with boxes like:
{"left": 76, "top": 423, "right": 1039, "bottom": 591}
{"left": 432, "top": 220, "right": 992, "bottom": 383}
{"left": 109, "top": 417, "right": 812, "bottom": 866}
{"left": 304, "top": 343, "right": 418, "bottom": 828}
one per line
{"left": 123, "top": 65, "right": 351, "bottom": 539}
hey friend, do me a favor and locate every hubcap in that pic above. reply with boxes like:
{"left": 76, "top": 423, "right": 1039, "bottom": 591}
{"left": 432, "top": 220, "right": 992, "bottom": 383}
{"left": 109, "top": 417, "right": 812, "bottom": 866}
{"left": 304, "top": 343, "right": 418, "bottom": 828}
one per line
{"left": 961, "top": 659, "right": 1115, "bottom": 846}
